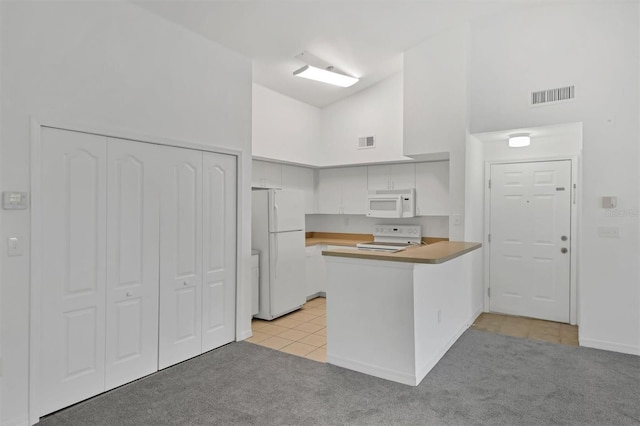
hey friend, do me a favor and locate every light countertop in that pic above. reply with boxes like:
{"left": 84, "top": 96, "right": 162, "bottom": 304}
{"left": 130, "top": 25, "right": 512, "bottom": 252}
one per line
{"left": 321, "top": 241, "right": 482, "bottom": 264}
{"left": 305, "top": 232, "right": 448, "bottom": 248}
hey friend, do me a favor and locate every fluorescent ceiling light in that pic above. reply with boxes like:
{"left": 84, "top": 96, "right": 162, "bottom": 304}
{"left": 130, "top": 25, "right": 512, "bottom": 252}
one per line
{"left": 293, "top": 65, "right": 359, "bottom": 88}
{"left": 508, "top": 134, "right": 531, "bottom": 148}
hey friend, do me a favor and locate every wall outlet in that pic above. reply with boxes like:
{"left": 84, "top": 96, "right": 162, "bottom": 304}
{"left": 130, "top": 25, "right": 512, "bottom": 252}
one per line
{"left": 598, "top": 226, "right": 620, "bottom": 238}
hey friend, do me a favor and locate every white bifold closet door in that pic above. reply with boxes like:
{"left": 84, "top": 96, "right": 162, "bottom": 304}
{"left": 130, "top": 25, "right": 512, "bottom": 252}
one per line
{"left": 40, "top": 128, "right": 108, "bottom": 415}
{"left": 201, "top": 152, "right": 237, "bottom": 352}
{"left": 157, "top": 146, "right": 204, "bottom": 369}
{"left": 157, "top": 148, "right": 237, "bottom": 368}
{"left": 104, "top": 138, "right": 161, "bottom": 390}
{"left": 39, "top": 127, "right": 237, "bottom": 416}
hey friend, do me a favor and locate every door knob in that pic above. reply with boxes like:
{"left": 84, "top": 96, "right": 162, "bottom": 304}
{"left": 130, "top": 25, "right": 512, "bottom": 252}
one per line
{"left": 561, "top": 235, "right": 568, "bottom": 241}
{"left": 561, "top": 247, "right": 568, "bottom": 254}
{"left": 126, "top": 291, "right": 132, "bottom": 297}
{"left": 183, "top": 281, "right": 189, "bottom": 286}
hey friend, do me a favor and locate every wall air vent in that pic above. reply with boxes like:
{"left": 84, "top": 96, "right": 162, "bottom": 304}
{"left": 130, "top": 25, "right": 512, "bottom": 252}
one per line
{"left": 530, "top": 85, "right": 575, "bottom": 106}
{"left": 358, "top": 136, "right": 375, "bottom": 149}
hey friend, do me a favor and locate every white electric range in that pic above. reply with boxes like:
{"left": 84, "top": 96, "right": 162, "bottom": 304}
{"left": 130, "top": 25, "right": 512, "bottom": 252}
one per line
{"left": 356, "top": 225, "right": 422, "bottom": 253}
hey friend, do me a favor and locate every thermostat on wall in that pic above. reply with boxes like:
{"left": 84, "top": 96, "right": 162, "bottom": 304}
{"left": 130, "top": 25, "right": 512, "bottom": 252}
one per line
{"left": 2, "top": 191, "right": 29, "bottom": 210}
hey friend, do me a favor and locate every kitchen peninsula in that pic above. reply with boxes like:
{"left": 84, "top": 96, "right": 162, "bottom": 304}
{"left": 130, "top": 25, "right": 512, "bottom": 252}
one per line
{"left": 323, "top": 241, "right": 482, "bottom": 386}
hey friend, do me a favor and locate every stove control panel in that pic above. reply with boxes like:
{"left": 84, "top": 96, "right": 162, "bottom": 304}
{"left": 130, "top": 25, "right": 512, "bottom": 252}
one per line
{"left": 373, "top": 225, "right": 422, "bottom": 240}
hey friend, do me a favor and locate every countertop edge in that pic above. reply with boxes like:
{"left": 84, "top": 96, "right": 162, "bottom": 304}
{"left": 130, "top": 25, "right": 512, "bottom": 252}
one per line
{"left": 321, "top": 242, "right": 482, "bottom": 264}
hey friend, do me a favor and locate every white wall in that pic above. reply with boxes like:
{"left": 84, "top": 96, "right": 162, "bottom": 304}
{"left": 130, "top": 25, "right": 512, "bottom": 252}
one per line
{"left": 306, "top": 215, "right": 449, "bottom": 239}
{"left": 0, "top": 2, "right": 252, "bottom": 424}
{"left": 0, "top": 0, "right": 3, "bottom": 420}
{"left": 464, "top": 134, "right": 484, "bottom": 315}
{"left": 403, "top": 25, "right": 469, "bottom": 241}
{"left": 252, "top": 83, "right": 321, "bottom": 165}
{"left": 319, "top": 72, "right": 407, "bottom": 167}
{"left": 469, "top": 3, "right": 639, "bottom": 354}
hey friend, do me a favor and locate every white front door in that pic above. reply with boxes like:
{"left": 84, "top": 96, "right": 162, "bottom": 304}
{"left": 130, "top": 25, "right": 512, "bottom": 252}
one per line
{"left": 201, "top": 152, "right": 237, "bottom": 352}
{"left": 104, "top": 138, "right": 161, "bottom": 390}
{"left": 158, "top": 146, "right": 203, "bottom": 369}
{"left": 40, "top": 128, "right": 108, "bottom": 415}
{"left": 489, "top": 160, "right": 572, "bottom": 323}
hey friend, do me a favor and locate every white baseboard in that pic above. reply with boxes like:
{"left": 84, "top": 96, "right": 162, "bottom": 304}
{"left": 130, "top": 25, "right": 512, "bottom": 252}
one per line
{"left": 579, "top": 338, "right": 640, "bottom": 356}
{"left": 237, "top": 328, "right": 253, "bottom": 341}
{"left": 3, "top": 415, "right": 29, "bottom": 426}
{"left": 469, "top": 306, "right": 483, "bottom": 326}
{"left": 326, "top": 353, "right": 418, "bottom": 386}
{"left": 416, "top": 313, "right": 477, "bottom": 385}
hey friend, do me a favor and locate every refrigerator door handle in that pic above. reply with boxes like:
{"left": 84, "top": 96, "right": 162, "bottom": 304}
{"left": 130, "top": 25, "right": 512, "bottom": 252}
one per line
{"left": 273, "top": 203, "right": 279, "bottom": 232}
{"left": 274, "top": 234, "right": 278, "bottom": 279}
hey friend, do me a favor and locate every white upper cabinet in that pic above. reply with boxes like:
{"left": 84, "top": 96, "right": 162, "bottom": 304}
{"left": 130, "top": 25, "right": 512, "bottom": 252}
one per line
{"left": 252, "top": 160, "right": 282, "bottom": 188}
{"left": 318, "top": 166, "right": 367, "bottom": 214}
{"left": 367, "top": 163, "right": 415, "bottom": 191}
{"left": 281, "top": 164, "right": 317, "bottom": 214}
{"left": 415, "top": 161, "right": 450, "bottom": 216}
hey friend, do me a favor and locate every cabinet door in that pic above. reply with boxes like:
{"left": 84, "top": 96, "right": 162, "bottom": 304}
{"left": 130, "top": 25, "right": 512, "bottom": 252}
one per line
{"left": 367, "top": 164, "right": 391, "bottom": 190}
{"left": 282, "top": 164, "right": 317, "bottom": 214}
{"left": 104, "top": 138, "right": 160, "bottom": 391}
{"left": 202, "top": 152, "right": 237, "bottom": 352}
{"left": 389, "top": 163, "right": 415, "bottom": 189}
{"left": 415, "top": 161, "right": 450, "bottom": 216}
{"left": 158, "top": 146, "right": 203, "bottom": 369}
{"left": 318, "top": 168, "right": 344, "bottom": 214}
{"left": 40, "top": 128, "right": 108, "bottom": 415}
{"left": 340, "top": 166, "right": 368, "bottom": 214}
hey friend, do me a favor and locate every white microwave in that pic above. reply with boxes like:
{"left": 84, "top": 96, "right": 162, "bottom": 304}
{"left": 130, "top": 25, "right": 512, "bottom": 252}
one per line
{"left": 366, "top": 189, "right": 416, "bottom": 218}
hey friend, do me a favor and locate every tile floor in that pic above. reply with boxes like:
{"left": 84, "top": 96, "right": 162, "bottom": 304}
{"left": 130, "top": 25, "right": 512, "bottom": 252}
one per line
{"left": 248, "top": 303, "right": 580, "bottom": 364}
{"left": 471, "top": 312, "right": 579, "bottom": 346}
{"left": 247, "top": 297, "right": 327, "bottom": 362}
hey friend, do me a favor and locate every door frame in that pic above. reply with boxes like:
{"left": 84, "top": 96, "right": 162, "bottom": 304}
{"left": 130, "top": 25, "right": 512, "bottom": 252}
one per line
{"left": 29, "top": 117, "right": 245, "bottom": 424}
{"left": 483, "top": 156, "right": 580, "bottom": 325}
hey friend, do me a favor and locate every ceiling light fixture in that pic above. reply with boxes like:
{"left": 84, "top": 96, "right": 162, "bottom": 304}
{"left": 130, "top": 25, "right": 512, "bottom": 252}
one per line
{"left": 508, "top": 133, "right": 531, "bottom": 148}
{"left": 293, "top": 65, "right": 359, "bottom": 88}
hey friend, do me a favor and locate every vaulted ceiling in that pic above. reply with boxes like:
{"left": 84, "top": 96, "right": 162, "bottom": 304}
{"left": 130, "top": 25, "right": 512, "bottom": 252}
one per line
{"left": 135, "top": 1, "right": 522, "bottom": 108}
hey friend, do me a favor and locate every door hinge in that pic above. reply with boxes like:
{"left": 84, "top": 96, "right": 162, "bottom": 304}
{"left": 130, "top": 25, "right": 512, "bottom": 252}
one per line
{"left": 488, "top": 179, "right": 491, "bottom": 189}
{"left": 488, "top": 233, "right": 491, "bottom": 243}
{"left": 488, "top": 288, "right": 491, "bottom": 297}
{"left": 573, "top": 183, "right": 577, "bottom": 205}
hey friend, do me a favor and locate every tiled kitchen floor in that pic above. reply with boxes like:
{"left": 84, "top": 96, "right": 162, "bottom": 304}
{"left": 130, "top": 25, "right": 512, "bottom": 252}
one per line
{"left": 247, "top": 297, "right": 327, "bottom": 362}
{"left": 248, "top": 303, "right": 580, "bottom": 364}
{"left": 472, "top": 312, "right": 579, "bottom": 346}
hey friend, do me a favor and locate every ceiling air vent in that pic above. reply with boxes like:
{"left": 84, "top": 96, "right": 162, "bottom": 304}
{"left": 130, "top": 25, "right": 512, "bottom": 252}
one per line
{"left": 530, "top": 85, "right": 575, "bottom": 106}
{"left": 358, "top": 136, "right": 375, "bottom": 149}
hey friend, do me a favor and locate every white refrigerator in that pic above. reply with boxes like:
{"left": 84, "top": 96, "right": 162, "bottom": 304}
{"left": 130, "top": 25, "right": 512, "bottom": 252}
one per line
{"left": 252, "top": 189, "right": 306, "bottom": 320}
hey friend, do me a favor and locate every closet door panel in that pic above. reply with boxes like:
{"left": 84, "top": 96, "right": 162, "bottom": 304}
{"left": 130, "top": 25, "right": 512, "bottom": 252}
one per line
{"left": 105, "top": 138, "right": 161, "bottom": 390}
{"left": 159, "top": 146, "right": 203, "bottom": 369}
{"left": 202, "top": 152, "right": 237, "bottom": 352}
{"left": 40, "top": 127, "right": 107, "bottom": 416}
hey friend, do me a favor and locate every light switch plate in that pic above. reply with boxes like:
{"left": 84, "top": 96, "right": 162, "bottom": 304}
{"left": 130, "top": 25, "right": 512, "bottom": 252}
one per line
{"left": 602, "top": 196, "right": 617, "bottom": 209}
{"left": 7, "top": 237, "right": 23, "bottom": 256}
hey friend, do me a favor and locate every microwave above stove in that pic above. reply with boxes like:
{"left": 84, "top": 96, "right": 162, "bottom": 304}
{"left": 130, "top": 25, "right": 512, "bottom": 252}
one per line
{"left": 366, "top": 188, "right": 415, "bottom": 218}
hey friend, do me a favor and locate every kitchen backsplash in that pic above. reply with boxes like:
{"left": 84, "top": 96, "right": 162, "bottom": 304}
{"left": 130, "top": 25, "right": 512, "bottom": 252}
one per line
{"left": 305, "top": 214, "right": 449, "bottom": 237}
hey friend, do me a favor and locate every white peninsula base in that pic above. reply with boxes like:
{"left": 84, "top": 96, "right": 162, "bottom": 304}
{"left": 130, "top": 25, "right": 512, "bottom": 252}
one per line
{"left": 325, "top": 249, "right": 482, "bottom": 386}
